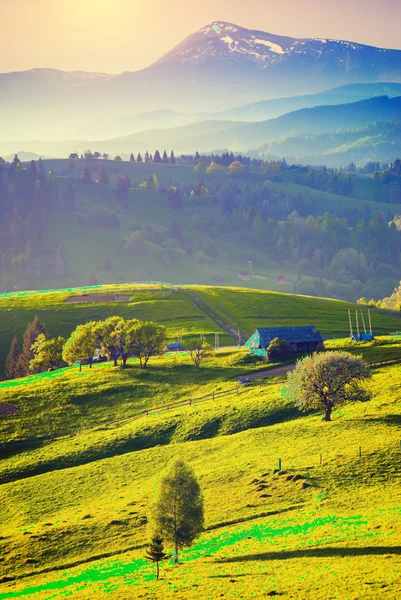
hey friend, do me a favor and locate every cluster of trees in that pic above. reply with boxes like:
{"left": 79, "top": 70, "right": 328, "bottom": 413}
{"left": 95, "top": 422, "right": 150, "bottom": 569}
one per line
{"left": 5, "top": 316, "right": 47, "bottom": 379}
{"left": 63, "top": 317, "right": 167, "bottom": 370}
{"left": 4, "top": 316, "right": 214, "bottom": 379}
{"left": 0, "top": 158, "right": 57, "bottom": 284}
{"left": 4, "top": 317, "right": 167, "bottom": 379}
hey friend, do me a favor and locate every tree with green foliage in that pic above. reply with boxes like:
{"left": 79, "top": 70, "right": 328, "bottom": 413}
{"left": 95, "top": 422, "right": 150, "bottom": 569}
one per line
{"left": 145, "top": 534, "right": 171, "bottom": 580}
{"left": 151, "top": 459, "right": 204, "bottom": 563}
{"left": 137, "top": 153, "right": 143, "bottom": 163}
{"left": 169, "top": 150, "right": 176, "bottom": 165}
{"left": 111, "top": 318, "right": 140, "bottom": 367}
{"left": 96, "top": 316, "right": 125, "bottom": 366}
{"left": 129, "top": 321, "right": 166, "bottom": 368}
{"left": 15, "top": 316, "right": 47, "bottom": 377}
{"left": 154, "top": 150, "right": 162, "bottom": 163}
{"left": 30, "top": 334, "right": 66, "bottom": 373}
{"left": 206, "top": 161, "right": 226, "bottom": 175}
{"left": 96, "top": 164, "right": 109, "bottom": 185}
{"left": 80, "top": 166, "right": 92, "bottom": 183}
{"left": 186, "top": 340, "right": 212, "bottom": 368}
{"left": 129, "top": 153, "right": 135, "bottom": 162}
{"left": 114, "top": 155, "right": 122, "bottom": 161}
{"left": 162, "top": 150, "right": 168, "bottom": 164}
{"left": 284, "top": 351, "right": 371, "bottom": 421}
{"left": 63, "top": 322, "right": 99, "bottom": 369}
{"left": 266, "top": 338, "right": 291, "bottom": 361}
{"left": 5, "top": 336, "right": 20, "bottom": 380}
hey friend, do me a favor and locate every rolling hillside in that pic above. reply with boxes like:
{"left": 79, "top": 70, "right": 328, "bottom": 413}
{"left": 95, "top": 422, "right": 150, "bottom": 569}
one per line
{"left": 1, "top": 283, "right": 401, "bottom": 377}
{"left": 1, "top": 338, "right": 401, "bottom": 598}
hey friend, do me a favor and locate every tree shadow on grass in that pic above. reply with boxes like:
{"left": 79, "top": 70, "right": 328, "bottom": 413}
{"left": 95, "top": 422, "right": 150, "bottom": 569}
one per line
{"left": 365, "top": 414, "right": 401, "bottom": 426}
{"left": 215, "top": 546, "right": 401, "bottom": 563}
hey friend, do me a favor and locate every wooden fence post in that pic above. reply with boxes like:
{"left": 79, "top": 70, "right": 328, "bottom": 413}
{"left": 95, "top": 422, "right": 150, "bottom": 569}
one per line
{"left": 277, "top": 458, "right": 282, "bottom": 471}
{"left": 358, "top": 446, "right": 362, "bottom": 457}
{"left": 320, "top": 453, "right": 323, "bottom": 465}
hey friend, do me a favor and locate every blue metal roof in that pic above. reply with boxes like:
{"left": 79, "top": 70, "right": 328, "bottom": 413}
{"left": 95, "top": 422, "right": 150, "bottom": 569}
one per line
{"left": 253, "top": 326, "right": 324, "bottom": 347}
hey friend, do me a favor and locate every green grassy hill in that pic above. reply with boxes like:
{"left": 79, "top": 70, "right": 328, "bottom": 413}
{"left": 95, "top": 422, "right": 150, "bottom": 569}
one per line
{"left": 1, "top": 283, "right": 401, "bottom": 377}
{"left": 1, "top": 340, "right": 401, "bottom": 599}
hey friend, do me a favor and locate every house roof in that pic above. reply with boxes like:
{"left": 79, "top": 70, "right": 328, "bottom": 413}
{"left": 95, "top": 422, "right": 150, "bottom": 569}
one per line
{"left": 255, "top": 326, "right": 324, "bottom": 347}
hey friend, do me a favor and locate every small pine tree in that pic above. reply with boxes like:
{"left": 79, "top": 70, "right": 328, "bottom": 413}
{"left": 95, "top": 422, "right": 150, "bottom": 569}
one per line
{"left": 162, "top": 150, "right": 168, "bottom": 164}
{"left": 145, "top": 152, "right": 150, "bottom": 163}
{"left": 137, "top": 153, "right": 143, "bottom": 163}
{"left": 145, "top": 535, "right": 171, "bottom": 580}
{"left": 96, "top": 164, "right": 109, "bottom": 185}
{"left": 5, "top": 336, "right": 20, "bottom": 380}
{"left": 80, "top": 166, "right": 92, "bottom": 183}
{"left": 130, "top": 153, "right": 135, "bottom": 162}
{"left": 169, "top": 150, "right": 176, "bottom": 165}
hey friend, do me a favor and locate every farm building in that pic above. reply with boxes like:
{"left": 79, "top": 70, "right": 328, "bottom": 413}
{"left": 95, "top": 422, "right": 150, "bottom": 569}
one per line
{"left": 245, "top": 326, "right": 324, "bottom": 354}
{"left": 238, "top": 270, "right": 249, "bottom": 280}
{"left": 276, "top": 275, "right": 288, "bottom": 285}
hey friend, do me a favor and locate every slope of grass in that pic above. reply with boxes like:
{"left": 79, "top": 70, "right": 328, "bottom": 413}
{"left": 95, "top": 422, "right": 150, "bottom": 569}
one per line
{"left": 2, "top": 283, "right": 401, "bottom": 377}
{"left": 0, "top": 355, "right": 401, "bottom": 599}
{"left": 192, "top": 285, "right": 401, "bottom": 339}
{"left": 0, "top": 285, "right": 230, "bottom": 377}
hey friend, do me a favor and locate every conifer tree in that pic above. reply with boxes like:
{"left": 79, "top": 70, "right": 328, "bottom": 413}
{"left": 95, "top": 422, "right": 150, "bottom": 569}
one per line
{"left": 162, "top": 150, "right": 168, "bottom": 164}
{"left": 137, "top": 153, "right": 143, "bottom": 163}
{"left": 145, "top": 151, "right": 150, "bottom": 163}
{"left": 169, "top": 150, "right": 176, "bottom": 165}
{"left": 145, "top": 534, "right": 171, "bottom": 580}
{"left": 151, "top": 459, "right": 204, "bottom": 563}
{"left": 96, "top": 164, "right": 109, "bottom": 185}
{"left": 16, "top": 316, "right": 47, "bottom": 376}
{"left": 80, "top": 166, "right": 92, "bottom": 183}
{"left": 130, "top": 153, "right": 135, "bottom": 162}
{"left": 5, "top": 336, "right": 20, "bottom": 380}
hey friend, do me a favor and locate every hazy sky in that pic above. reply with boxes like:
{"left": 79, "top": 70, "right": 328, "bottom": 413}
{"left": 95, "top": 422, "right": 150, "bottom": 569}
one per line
{"left": 1, "top": 0, "right": 400, "bottom": 73}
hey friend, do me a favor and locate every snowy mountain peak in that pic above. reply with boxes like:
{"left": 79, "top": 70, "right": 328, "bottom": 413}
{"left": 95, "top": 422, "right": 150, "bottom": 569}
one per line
{"left": 153, "top": 21, "right": 401, "bottom": 72}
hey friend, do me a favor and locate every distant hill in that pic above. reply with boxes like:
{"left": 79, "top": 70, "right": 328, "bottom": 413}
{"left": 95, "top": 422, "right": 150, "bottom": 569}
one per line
{"left": 215, "top": 83, "right": 401, "bottom": 122}
{"left": 92, "top": 95, "right": 401, "bottom": 157}
{"left": 260, "top": 122, "right": 401, "bottom": 166}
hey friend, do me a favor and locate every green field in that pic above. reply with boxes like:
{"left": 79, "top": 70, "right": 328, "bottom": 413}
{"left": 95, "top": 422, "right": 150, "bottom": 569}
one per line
{"left": 1, "top": 283, "right": 401, "bottom": 377}
{"left": 1, "top": 341, "right": 401, "bottom": 599}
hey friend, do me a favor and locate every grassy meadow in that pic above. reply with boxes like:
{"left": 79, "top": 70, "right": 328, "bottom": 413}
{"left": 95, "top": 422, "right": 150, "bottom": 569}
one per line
{"left": 1, "top": 283, "right": 401, "bottom": 377}
{"left": 1, "top": 345, "right": 401, "bottom": 599}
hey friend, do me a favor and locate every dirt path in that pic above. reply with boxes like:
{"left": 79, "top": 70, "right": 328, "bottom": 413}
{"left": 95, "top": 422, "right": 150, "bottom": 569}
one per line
{"left": 247, "top": 364, "right": 296, "bottom": 379}
{"left": 182, "top": 289, "right": 242, "bottom": 341}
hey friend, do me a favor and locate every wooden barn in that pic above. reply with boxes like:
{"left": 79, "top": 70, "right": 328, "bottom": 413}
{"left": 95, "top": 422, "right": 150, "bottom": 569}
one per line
{"left": 245, "top": 326, "right": 324, "bottom": 354}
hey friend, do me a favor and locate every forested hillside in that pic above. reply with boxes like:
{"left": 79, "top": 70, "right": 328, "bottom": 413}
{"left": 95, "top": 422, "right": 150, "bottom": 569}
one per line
{"left": 1, "top": 155, "right": 401, "bottom": 303}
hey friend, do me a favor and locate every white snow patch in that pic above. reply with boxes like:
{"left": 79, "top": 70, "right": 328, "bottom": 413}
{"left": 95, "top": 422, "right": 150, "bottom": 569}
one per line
{"left": 254, "top": 39, "right": 285, "bottom": 54}
{"left": 221, "top": 35, "right": 234, "bottom": 45}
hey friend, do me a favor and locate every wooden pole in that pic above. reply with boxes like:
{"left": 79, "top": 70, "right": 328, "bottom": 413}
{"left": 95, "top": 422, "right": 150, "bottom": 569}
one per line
{"left": 320, "top": 453, "right": 323, "bottom": 465}
{"left": 361, "top": 311, "right": 367, "bottom": 334}
{"left": 358, "top": 446, "right": 362, "bottom": 457}
{"left": 368, "top": 310, "right": 373, "bottom": 336}
{"left": 355, "top": 311, "right": 360, "bottom": 338}
{"left": 278, "top": 458, "right": 282, "bottom": 471}
{"left": 348, "top": 309, "right": 353, "bottom": 338}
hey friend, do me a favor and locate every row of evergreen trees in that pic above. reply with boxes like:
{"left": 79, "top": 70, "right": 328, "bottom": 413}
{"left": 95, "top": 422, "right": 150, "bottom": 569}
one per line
{"left": 5, "top": 316, "right": 46, "bottom": 379}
